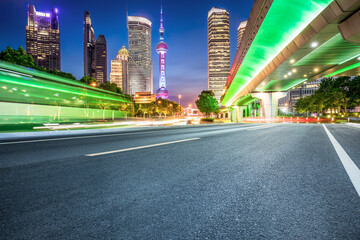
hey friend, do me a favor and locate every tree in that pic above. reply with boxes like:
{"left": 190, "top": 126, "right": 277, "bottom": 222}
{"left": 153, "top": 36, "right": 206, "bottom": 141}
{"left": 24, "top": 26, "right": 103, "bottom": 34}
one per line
{"left": 0, "top": 46, "right": 77, "bottom": 81}
{"left": 99, "top": 81, "right": 123, "bottom": 94}
{"left": 80, "top": 76, "right": 98, "bottom": 86}
{"left": 48, "top": 69, "right": 76, "bottom": 80}
{"left": 0, "top": 46, "right": 37, "bottom": 69}
{"left": 195, "top": 90, "right": 219, "bottom": 117}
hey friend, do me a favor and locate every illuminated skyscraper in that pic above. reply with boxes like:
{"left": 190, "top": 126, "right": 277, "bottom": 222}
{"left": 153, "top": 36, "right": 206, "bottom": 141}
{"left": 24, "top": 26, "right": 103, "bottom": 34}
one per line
{"left": 156, "top": 3, "right": 169, "bottom": 99}
{"left": 26, "top": 5, "right": 60, "bottom": 71}
{"left": 83, "top": 12, "right": 107, "bottom": 84}
{"left": 110, "top": 46, "right": 129, "bottom": 94}
{"left": 207, "top": 7, "right": 230, "bottom": 102}
{"left": 94, "top": 35, "right": 107, "bottom": 84}
{"left": 84, "top": 11, "right": 95, "bottom": 78}
{"left": 237, "top": 20, "right": 247, "bottom": 50}
{"left": 127, "top": 16, "right": 153, "bottom": 95}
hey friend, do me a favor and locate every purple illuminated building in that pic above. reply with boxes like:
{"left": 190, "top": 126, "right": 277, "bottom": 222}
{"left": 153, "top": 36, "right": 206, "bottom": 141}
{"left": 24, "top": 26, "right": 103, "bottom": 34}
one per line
{"left": 156, "top": 3, "right": 169, "bottom": 100}
{"left": 26, "top": 5, "right": 60, "bottom": 71}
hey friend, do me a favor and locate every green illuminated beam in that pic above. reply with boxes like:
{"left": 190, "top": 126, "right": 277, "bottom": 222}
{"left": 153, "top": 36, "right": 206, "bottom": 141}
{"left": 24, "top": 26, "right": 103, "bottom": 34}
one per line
{"left": 324, "top": 62, "right": 360, "bottom": 77}
{"left": 294, "top": 34, "right": 360, "bottom": 66}
{"left": 259, "top": 79, "right": 307, "bottom": 91}
{"left": 221, "top": 0, "right": 332, "bottom": 106}
{"left": 0, "top": 60, "right": 130, "bottom": 101}
{"left": 233, "top": 94, "right": 258, "bottom": 106}
{"left": 0, "top": 72, "right": 130, "bottom": 103}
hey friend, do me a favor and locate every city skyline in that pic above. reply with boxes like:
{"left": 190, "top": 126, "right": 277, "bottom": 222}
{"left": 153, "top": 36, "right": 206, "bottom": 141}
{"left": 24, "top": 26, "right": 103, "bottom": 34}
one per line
{"left": 0, "top": 0, "right": 252, "bottom": 106}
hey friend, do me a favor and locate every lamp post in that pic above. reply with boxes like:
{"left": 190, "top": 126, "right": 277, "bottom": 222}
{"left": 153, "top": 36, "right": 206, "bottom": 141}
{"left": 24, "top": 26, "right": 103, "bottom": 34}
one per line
{"left": 178, "top": 94, "right": 181, "bottom": 106}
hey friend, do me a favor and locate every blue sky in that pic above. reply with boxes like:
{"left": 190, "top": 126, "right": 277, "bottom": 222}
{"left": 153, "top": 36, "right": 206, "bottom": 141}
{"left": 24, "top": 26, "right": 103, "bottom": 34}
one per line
{"left": 0, "top": 0, "right": 253, "bottom": 106}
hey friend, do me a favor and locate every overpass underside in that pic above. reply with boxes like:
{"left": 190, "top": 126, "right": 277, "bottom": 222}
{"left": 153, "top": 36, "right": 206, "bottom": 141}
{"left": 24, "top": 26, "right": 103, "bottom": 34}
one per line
{"left": 222, "top": 0, "right": 360, "bottom": 122}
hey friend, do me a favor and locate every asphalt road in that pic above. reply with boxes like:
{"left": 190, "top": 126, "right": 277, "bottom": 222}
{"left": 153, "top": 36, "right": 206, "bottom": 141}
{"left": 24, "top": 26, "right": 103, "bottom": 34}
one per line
{"left": 1, "top": 123, "right": 360, "bottom": 239}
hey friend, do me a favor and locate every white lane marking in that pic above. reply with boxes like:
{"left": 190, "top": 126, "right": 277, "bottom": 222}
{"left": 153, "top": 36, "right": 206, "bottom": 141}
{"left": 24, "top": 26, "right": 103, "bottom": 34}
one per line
{"left": 86, "top": 138, "right": 200, "bottom": 157}
{"left": 323, "top": 124, "right": 360, "bottom": 197}
{"left": 0, "top": 124, "right": 259, "bottom": 145}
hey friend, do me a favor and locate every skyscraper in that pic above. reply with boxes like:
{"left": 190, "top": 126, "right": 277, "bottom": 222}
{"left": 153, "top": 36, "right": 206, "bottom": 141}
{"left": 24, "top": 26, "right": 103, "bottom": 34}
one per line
{"left": 83, "top": 11, "right": 107, "bottom": 84}
{"left": 26, "top": 5, "right": 60, "bottom": 71}
{"left": 110, "top": 46, "right": 129, "bottom": 94}
{"left": 156, "top": 4, "right": 169, "bottom": 99}
{"left": 84, "top": 11, "right": 95, "bottom": 78}
{"left": 237, "top": 20, "right": 247, "bottom": 50}
{"left": 94, "top": 35, "right": 107, "bottom": 84}
{"left": 127, "top": 16, "right": 153, "bottom": 95}
{"left": 207, "top": 7, "right": 230, "bottom": 102}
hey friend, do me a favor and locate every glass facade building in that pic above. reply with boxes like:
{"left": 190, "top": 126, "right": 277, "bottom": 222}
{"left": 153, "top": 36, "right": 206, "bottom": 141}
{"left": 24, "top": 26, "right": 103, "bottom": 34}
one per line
{"left": 127, "top": 16, "right": 153, "bottom": 95}
{"left": 83, "top": 11, "right": 95, "bottom": 78}
{"left": 95, "top": 35, "right": 107, "bottom": 84}
{"left": 207, "top": 7, "right": 230, "bottom": 103}
{"left": 110, "top": 46, "right": 129, "bottom": 94}
{"left": 83, "top": 12, "right": 107, "bottom": 84}
{"left": 26, "top": 5, "right": 60, "bottom": 71}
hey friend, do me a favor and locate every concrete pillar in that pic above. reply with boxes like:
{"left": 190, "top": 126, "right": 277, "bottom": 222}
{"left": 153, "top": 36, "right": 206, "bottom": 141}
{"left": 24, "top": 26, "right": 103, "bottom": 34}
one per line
{"left": 252, "top": 92, "right": 287, "bottom": 121}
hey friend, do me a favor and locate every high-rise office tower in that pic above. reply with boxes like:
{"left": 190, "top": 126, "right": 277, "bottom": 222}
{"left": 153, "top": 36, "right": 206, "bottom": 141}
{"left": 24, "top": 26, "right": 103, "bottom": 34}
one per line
{"left": 110, "top": 46, "right": 129, "bottom": 94}
{"left": 95, "top": 35, "right": 107, "bottom": 84}
{"left": 237, "top": 20, "right": 247, "bottom": 50}
{"left": 156, "top": 4, "right": 169, "bottom": 99}
{"left": 127, "top": 16, "right": 153, "bottom": 95}
{"left": 207, "top": 7, "right": 230, "bottom": 103}
{"left": 26, "top": 5, "right": 60, "bottom": 71}
{"left": 84, "top": 11, "right": 95, "bottom": 78}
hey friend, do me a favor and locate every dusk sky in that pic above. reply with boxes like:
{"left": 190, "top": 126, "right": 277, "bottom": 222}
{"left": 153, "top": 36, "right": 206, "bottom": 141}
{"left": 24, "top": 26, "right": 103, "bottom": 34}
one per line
{"left": 0, "top": 0, "right": 253, "bottom": 106}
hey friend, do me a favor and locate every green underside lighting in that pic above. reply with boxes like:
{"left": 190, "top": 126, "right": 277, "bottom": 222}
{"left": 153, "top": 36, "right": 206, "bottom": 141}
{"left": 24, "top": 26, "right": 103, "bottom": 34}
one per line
{"left": 0, "top": 60, "right": 130, "bottom": 102}
{"left": 259, "top": 79, "right": 307, "bottom": 91}
{"left": 221, "top": 0, "right": 333, "bottom": 106}
{"left": 233, "top": 94, "right": 258, "bottom": 106}
{"left": 324, "top": 62, "right": 360, "bottom": 77}
{"left": 294, "top": 34, "right": 360, "bottom": 66}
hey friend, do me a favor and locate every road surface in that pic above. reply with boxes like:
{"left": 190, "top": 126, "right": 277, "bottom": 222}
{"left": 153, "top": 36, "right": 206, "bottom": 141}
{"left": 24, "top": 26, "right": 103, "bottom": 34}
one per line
{"left": 1, "top": 123, "right": 360, "bottom": 239}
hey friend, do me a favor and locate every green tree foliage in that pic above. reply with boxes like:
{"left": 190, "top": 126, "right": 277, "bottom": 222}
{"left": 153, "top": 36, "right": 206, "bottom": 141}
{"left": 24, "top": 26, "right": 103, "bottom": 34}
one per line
{"left": 79, "top": 76, "right": 98, "bottom": 85}
{"left": 0, "top": 46, "right": 76, "bottom": 80}
{"left": 295, "top": 76, "right": 360, "bottom": 116}
{"left": 48, "top": 70, "right": 76, "bottom": 80}
{"left": 0, "top": 46, "right": 37, "bottom": 68}
{"left": 195, "top": 90, "right": 219, "bottom": 117}
{"left": 134, "top": 99, "right": 182, "bottom": 118}
{"left": 99, "top": 81, "right": 123, "bottom": 94}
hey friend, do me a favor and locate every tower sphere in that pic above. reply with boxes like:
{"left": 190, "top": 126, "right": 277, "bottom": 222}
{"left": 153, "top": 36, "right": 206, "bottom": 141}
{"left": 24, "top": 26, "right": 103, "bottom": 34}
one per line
{"left": 156, "top": 42, "right": 168, "bottom": 53}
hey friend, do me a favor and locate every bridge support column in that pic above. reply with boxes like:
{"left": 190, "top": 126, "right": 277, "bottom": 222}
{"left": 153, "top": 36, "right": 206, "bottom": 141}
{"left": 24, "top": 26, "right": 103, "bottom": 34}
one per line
{"left": 231, "top": 106, "right": 245, "bottom": 123}
{"left": 251, "top": 92, "right": 287, "bottom": 121}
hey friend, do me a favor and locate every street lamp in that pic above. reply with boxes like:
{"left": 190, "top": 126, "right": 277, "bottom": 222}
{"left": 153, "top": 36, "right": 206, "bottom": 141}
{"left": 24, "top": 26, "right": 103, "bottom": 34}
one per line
{"left": 90, "top": 82, "right": 97, "bottom": 87}
{"left": 178, "top": 94, "right": 181, "bottom": 106}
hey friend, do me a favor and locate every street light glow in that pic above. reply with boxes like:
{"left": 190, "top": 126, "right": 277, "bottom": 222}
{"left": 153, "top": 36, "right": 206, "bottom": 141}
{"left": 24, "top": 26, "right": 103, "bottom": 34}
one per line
{"left": 311, "top": 42, "right": 318, "bottom": 48}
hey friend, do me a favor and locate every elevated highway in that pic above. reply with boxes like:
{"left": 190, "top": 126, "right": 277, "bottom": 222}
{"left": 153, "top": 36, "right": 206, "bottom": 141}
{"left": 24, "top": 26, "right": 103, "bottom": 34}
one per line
{"left": 221, "top": 0, "right": 360, "bottom": 122}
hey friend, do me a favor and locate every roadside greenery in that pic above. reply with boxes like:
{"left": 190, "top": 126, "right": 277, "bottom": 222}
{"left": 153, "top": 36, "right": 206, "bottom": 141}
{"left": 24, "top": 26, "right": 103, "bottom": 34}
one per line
{"left": 195, "top": 90, "right": 220, "bottom": 117}
{"left": 295, "top": 76, "right": 360, "bottom": 117}
{"left": 134, "top": 99, "right": 183, "bottom": 118}
{"left": 0, "top": 46, "right": 77, "bottom": 80}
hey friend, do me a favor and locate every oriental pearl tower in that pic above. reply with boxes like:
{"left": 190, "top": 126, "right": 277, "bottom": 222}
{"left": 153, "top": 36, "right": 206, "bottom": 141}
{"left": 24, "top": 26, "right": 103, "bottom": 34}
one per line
{"left": 156, "top": 2, "right": 169, "bottom": 99}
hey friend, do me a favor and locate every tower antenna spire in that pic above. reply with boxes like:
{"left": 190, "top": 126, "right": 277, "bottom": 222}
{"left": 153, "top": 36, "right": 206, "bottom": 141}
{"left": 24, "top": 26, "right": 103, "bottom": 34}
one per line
{"left": 160, "top": 0, "right": 164, "bottom": 41}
